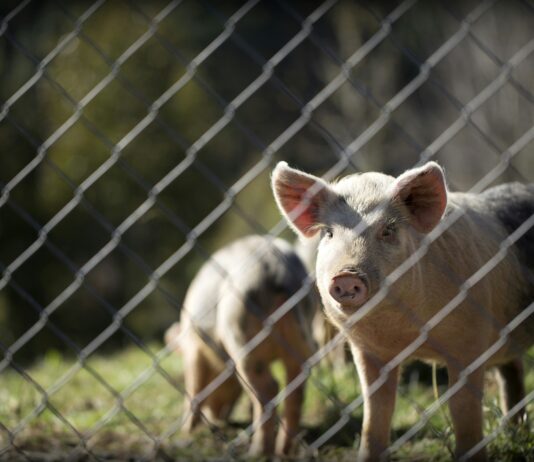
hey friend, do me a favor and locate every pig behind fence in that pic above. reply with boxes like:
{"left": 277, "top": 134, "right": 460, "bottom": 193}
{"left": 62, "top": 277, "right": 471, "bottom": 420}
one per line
{"left": 165, "top": 234, "right": 317, "bottom": 456}
{"left": 272, "top": 161, "right": 534, "bottom": 461}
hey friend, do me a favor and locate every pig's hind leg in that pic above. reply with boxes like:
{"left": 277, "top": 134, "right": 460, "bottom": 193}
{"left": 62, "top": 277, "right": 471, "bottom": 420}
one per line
{"left": 204, "top": 372, "right": 242, "bottom": 424}
{"left": 496, "top": 358, "right": 526, "bottom": 423}
{"left": 182, "top": 347, "right": 215, "bottom": 433}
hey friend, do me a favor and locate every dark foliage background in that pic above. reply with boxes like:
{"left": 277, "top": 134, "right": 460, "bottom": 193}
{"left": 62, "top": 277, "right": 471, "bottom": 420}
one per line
{"left": 0, "top": 0, "right": 532, "bottom": 361}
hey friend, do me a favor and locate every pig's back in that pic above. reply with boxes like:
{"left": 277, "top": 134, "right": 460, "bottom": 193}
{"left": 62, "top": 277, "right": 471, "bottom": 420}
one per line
{"left": 181, "top": 247, "right": 229, "bottom": 333}
{"left": 481, "top": 182, "right": 534, "bottom": 272}
{"left": 479, "top": 182, "right": 534, "bottom": 353}
{"left": 183, "top": 235, "right": 309, "bottom": 334}
{"left": 223, "top": 236, "right": 310, "bottom": 313}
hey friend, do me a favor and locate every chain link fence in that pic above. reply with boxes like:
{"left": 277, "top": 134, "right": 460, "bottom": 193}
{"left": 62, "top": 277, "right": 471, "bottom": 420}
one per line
{"left": 0, "top": 0, "right": 533, "bottom": 460}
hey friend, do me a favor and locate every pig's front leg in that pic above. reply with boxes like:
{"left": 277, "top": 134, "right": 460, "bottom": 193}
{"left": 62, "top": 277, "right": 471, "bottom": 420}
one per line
{"left": 447, "top": 364, "right": 487, "bottom": 461}
{"left": 351, "top": 346, "right": 399, "bottom": 461}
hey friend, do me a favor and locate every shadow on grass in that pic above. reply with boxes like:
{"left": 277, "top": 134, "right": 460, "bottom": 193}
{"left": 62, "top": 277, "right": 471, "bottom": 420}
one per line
{"left": 302, "top": 411, "right": 362, "bottom": 448}
{"left": 2, "top": 408, "right": 533, "bottom": 461}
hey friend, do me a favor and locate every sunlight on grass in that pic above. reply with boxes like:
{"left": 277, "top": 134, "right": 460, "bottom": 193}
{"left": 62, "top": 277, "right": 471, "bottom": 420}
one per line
{"left": 1, "top": 345, "right": 533, "bottom": 460}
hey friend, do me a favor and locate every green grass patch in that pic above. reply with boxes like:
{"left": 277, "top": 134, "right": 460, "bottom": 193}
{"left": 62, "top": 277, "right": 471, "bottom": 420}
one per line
{"left": 1, "top": 345, "right": 533, "bottom": 461}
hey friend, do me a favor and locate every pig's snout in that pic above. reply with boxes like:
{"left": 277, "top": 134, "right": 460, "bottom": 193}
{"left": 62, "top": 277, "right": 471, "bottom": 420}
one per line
{"left": 329, "top": 271, "right": 368, "bottom": 308}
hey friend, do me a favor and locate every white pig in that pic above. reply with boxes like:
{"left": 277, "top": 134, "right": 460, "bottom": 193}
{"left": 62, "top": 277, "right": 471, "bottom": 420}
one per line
{"left": 166, "top": 234, "right": 317, "bottom": 456}
{"left": 272, "top": 161, "right": 533, "bottom": 461}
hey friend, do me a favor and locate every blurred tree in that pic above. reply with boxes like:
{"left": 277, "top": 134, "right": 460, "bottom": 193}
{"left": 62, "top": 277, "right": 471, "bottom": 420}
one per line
{"left": 0, "top": 0, "right": 532, "bottom": 362}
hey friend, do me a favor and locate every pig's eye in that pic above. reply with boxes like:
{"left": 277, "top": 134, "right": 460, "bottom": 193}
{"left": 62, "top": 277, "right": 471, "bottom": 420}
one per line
{"left": 324, "top": 227, "right": 334, "bottom": 239}
{"left": 380, "top": 223, "right": 397, "bottom": 240}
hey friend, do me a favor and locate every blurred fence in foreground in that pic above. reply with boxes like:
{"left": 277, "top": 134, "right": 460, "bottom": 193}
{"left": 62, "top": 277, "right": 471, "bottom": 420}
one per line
{"left": 0, "top": 0, "right": 533, "bottom": 460}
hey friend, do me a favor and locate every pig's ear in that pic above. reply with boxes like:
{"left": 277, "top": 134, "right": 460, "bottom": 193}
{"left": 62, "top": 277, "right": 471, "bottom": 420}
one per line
{"left": 390, "top": 162, "right": 448, "bottom": 233}
{"left": 272, "top": 162, "right": 332, "bottom": 238}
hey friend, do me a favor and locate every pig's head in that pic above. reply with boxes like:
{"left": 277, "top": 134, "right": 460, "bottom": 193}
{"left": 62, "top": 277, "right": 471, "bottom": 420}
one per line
{"left": 272, "top": 162, "right": 448, "bottom": 315}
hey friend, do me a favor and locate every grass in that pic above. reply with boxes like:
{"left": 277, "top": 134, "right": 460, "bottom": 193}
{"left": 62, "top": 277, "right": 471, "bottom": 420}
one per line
{"left": 0, "top": 344, "right": 533, "bottom": 461}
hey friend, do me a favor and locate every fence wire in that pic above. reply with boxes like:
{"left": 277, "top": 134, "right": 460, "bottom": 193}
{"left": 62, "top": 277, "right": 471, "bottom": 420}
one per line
{"left": 0, "top": 0, "right": 533, "bottom": 461}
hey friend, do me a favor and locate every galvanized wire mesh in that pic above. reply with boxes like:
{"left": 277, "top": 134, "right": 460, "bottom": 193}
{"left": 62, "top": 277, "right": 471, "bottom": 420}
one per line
{"left": 0, "top": 0, "right": 533, "bottom": 460}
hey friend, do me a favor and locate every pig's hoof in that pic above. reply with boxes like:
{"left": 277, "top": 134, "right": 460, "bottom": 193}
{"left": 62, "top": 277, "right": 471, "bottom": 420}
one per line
{"left": 275, "top": 439, "right": 292, "bottom": 456}
{"left": 182, "top": 414, "right": 200, "bottom": 434}
{"left": 248, "top": 443, "right": 263, "bottom": 457}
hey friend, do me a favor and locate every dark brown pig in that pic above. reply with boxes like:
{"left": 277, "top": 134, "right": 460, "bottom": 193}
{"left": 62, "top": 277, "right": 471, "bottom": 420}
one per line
{"left": 272, "top": 161, "right": 534, "bottom": 461}
{"left": 165, "top": 234, "right": 316, "bottom": 456}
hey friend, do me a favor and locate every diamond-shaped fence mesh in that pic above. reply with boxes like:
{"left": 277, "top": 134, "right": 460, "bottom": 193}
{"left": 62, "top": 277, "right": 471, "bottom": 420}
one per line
{"left": 0, "top": 0, "right": 533, "bottom": 460}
